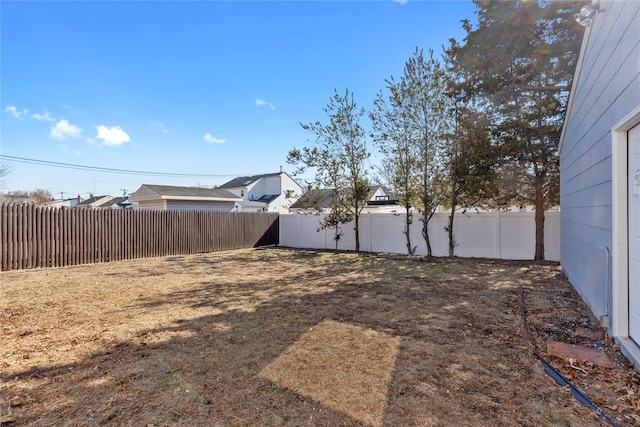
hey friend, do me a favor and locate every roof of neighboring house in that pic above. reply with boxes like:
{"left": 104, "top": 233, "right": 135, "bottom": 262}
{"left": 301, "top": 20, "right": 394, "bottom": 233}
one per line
{"left": 289, "top": 189, "right": 335, "bottom": 210}
{"left": 77, "top": 195, "right": 111, "bottom": 206}
{"left": 46, "top": 197, "right": 82, "bottom": 206}
{"left": 367, "top": 199, "right": 400, "bottom": 206}
{"left": 218, "top": 172, "right": 283, "bottom": 189}
{"left": 254, "top": 194, "right": 280, "bottom": 203}
{"left": 290, "top": 186, "right": 400, "bottom": 210}
{"left": 369, "top": 185, "right": 398, "bottom": 201}
{"left": 97, "top": 197, "right": 130, "bottom": 208}
{"left": 130, "top": 184, "right": 241, "bottom": 202}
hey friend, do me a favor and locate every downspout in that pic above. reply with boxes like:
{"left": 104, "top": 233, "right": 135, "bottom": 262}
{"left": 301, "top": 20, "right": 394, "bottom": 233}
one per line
{"left": 601, "top": 246, "right": 611, "bottom": 328}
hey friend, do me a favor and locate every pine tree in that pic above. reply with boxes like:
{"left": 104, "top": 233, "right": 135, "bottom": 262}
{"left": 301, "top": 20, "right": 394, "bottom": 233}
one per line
{"left": 450, "top": 0, "right": 585, "bottom": 259}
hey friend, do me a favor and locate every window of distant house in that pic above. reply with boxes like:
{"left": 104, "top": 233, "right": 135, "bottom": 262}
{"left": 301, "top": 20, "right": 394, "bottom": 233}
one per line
{"left": 285, "top": 189, "right": 294, "bottom": 198}
{"left": 375, "top": 195, "right": 388, "bottom": 201}
{"left": 241, "top": 190, "right": 244, "bottom": 197}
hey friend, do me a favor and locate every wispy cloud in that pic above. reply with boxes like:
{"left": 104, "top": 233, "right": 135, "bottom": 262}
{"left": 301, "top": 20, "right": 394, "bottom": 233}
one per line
{"left": 95, "top": 125, "right": 130, "bottom": 146}
{"left": 203, "top": 133, "right": 226, "bottom": 144}
{"left": 153, "top": 121, "right": 168, "bottom": 134}
{"left": 50, "top": 119, "right": 82, "bottom": 140}
{"left": 393, "top": 0, "right": 409, "bottom": 4}
{"left": 32, "top": 110, "right": 56, "bottom": 122}
{"left": 4, "top": 105, "right": 29, "bottom": 120}
{"left": 255, "top": 98, "right": 276, "bottom": 110}
{"left": 59, "top": 144, "right": 82, "bottom": 155}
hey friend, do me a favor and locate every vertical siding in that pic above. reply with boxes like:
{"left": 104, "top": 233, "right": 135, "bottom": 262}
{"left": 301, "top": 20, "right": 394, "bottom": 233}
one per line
{"left": 0, "top": 205, "right": 279, "bottom": 271}
{"left": 560, "top": 0, "right": 640, "bottom": 317}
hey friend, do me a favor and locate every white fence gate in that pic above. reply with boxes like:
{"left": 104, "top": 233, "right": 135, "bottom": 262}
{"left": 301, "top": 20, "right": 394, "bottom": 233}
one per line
{"left": 280, "top": 211, "right": 560, "bottom": 261}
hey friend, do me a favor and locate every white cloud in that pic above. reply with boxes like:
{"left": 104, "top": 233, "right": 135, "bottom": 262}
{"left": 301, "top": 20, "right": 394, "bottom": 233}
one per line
{"left": 393, "top": 0, "right": 409, "bottom": 4}
{"left": 4, "top": 105, "right": 29, "bottom": 120}
{"left": 153, "top": 121, "right": 168, "bottom": 134}
{"left": 96, "top": 125, "right": 130, "bottom": 146}
{"left": 203, "top": 133, "right": 226, "bottom": 144}
{"left": 50, "top": 119, "right": 82, "bottom": 140}
{"left": 255, "top": 98, "right": 275, "bottom": 110}
{"left": 32, "top": 110, "right": 55, "bottom": 122}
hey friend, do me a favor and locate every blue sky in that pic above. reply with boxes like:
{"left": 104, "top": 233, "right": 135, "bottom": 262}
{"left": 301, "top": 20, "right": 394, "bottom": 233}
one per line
{"left": 1, "top": 0, "right": 477, "bottom": 199}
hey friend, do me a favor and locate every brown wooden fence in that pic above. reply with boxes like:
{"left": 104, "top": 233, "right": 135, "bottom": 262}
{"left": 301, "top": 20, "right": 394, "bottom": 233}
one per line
{"left": 0, "top": 204, "right": 279, "bottom": 271}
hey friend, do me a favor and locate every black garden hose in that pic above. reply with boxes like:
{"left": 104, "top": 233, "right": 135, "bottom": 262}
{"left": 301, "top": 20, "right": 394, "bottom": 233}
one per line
{"left": 519, "top": 276, "right": 618, "bottom": 427}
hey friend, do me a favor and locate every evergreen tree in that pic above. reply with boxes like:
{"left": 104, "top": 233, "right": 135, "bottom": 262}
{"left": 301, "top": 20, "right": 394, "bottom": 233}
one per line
{"left": 450, "top": 0, "right": 585, "bottom": 259}
{"left": 442, "top": 42, "right": 502, "bottom": 256}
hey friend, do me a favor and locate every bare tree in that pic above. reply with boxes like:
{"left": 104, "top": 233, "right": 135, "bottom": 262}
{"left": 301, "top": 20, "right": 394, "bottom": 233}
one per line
{"left": 406, "top": 49, "right": 450, "bottom": 257}
{"left": 371, "top": 76, "right": 421, "bottom": 255}
{"left": 288, "top": 89, "right": 371, "bottom": 251}
{"left": 0, "top": 160, "right": 13, "bottom": 185}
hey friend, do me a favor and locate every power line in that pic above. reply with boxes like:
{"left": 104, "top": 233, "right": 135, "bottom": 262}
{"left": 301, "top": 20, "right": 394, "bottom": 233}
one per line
{"left": 0, "top": 155, "right": 246, "bottom": 178}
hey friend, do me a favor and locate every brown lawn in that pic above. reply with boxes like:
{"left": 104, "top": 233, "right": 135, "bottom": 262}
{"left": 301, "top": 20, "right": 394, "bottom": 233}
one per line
{"left": 1, "top": 248, "right": 638, "bottom": 426}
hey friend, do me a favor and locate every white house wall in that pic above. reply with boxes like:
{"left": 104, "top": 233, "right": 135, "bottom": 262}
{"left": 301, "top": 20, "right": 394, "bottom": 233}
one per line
{"left": 560, "top": 0, "right": 640, "bottom": 322}
{"left": 266, "top": 174, "right": 303, "bottom": 213}
{"left": 246, "top": 175, "right": 280, "bottom": 200}
{"left": 262, "top": 175, "right": 282, "bottom": 195}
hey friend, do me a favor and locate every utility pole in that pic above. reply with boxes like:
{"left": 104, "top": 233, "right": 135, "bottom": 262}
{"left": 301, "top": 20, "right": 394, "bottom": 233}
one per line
{"left": 120, "top": 189, "right": 128, "bottom": 196}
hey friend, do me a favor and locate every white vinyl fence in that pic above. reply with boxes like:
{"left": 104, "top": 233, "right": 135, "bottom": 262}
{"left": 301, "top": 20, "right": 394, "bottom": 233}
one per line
{"left": 280, "top": 211, "right": 560, "bottom": 261}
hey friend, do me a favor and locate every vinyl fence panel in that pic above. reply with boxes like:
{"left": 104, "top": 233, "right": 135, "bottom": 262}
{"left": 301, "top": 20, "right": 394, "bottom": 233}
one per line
{"left": 280, "top": 211, "right": 560, "bottom": 261}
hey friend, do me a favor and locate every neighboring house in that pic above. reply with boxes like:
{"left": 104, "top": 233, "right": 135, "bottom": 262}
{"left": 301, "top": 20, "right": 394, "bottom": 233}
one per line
{"left": 289, "top": 186, "right": 400, "bottom": 213}
{"left": 217, "top": 172, "right": 302, "bottom": 213}
{"left": 367, "top": 185, "right": 399, "bottom": 205}
{"left": 289, "top": 188, "right": 334, "bottom": 213}
{"left": 128, "top": 184, "right": 241, "bottom": 211}
{"left": 96, "top": 197, "right": 135, "bottom": 209}
{"left": 558, "top": 0, "right": 640, "bottom": 368}
{"left": 47, "top": 197, "right": 82, "bottom": 208}
{"left": 363, "top": 185, "right": 399, "bottom": 212}
{"left": 76, "top": 195, "right": 113, "bottom": 208}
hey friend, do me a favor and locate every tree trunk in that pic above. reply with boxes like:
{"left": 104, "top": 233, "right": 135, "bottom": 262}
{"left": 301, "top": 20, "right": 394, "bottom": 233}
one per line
{"left": 405, "top": 206, "right": 413, "bottom": 255}
{"left": 448, "top": 190, "right": 457, "bottom": 257}
{"left": 354, "top": 211, "right": 360, "bottom": 252}
{"left": 422, "top": 211, "right": 432, "bottom": 257}
{"left": 534, "top": 172, "right": 545, "bottom": 260}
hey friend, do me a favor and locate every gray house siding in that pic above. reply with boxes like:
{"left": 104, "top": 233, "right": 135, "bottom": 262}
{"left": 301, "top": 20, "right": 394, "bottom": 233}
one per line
{"left": 137, "top": 200, "right": 167, "bottom": 211}
{"left": 165, "top": 200, "right": 235, "bottom": 212}
{"left": 560, "top": 0, "right": 640, "bottom": 327}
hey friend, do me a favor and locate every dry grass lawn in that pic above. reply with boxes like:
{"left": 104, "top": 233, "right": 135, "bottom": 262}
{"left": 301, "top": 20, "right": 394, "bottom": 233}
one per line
{"left": 1, "top": 248, "right": 639, "bottom": 426}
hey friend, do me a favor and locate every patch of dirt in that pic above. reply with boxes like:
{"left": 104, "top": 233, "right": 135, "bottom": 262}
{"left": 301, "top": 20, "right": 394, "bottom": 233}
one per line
{"left": 0, "top": 248, "right": 638, "bottom": 426}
